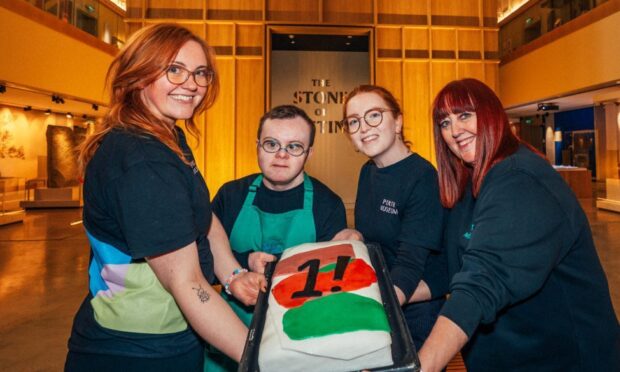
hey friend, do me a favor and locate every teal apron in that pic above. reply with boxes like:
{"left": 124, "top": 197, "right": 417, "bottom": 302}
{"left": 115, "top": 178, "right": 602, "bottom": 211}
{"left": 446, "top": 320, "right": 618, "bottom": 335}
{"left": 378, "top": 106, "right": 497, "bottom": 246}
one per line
{"left": 205, "top": 173, "right": 316, "bottom": 372}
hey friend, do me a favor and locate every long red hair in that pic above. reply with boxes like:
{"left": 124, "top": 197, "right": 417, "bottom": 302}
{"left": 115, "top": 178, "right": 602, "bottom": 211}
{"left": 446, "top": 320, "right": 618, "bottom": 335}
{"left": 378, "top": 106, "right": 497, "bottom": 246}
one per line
{"left": 78, "top": 23, "right": 219, "bottom": 173}
{"left": 432, "top": 79, "right": 520, "bottom": 208}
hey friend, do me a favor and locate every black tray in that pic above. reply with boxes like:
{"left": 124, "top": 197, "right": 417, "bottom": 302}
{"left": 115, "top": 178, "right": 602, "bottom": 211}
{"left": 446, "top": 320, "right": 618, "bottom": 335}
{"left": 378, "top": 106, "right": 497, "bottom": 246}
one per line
{"left": 238, "top": 242, "right": 420, "bottom": 372}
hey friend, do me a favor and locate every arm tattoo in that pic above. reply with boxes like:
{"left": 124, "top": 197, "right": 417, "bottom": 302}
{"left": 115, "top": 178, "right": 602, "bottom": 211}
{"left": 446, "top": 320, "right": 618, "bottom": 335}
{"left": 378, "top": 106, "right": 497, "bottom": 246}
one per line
{"left": 192, "top": 285, "right": 210, "bottom": 303}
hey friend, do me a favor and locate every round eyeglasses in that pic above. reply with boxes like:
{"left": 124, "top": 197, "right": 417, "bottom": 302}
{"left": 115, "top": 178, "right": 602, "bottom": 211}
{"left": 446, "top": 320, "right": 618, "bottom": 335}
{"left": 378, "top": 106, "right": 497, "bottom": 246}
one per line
{"left": 166, "top": 65, "right": 214, "bottom": 87}
{"left": 259, "top": 139, "right": 307, "bottom": 157}
{"left": 342, "top": 108, "right": 394, "bottom": 134}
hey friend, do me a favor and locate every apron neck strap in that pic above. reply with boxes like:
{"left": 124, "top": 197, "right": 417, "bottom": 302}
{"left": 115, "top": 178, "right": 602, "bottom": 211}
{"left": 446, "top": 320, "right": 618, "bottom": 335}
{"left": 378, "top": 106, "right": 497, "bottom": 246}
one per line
{"left": 247, "top": 173, "right": 313, "bottom": 209}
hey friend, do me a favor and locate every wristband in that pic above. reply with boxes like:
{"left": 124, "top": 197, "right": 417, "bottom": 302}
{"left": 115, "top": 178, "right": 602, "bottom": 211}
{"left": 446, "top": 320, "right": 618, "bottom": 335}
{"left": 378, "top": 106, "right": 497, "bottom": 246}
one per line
{"left": 224, "top": 268, "right": 248, "bottom": 295}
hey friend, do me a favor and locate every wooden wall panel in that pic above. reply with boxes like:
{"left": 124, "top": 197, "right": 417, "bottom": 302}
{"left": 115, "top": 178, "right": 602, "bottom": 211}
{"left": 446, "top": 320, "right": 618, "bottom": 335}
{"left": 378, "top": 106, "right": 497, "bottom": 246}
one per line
{"left": 485, "top": 62, "right": 499, "bottom": 92}
{"left": 206, "top": 58, "right": 236, "bottom": 195}
{"left": 377, "top": 0, "right": 427, "bottom": 25}
{"left": 484, "top": 30, "right": 499, "bottom": 60}
{"left": 206, "top": 0, "right": 263, "bottom": 21}
{"left": 431, "top": 28, "right": 456, "bottom": 59}
{"left": 431, "top": 61, "right": 457, "bottom": 99}
{"left": 376, "top": 27, "right": 402, "bottom": 58}
{"left": 206, "top": 23, "right": 235, "bottom": 56}
{"left": 236, "top": 24, "right": 263, "bottom": 56}
{"left": 146, "top": 0, "right": 203, "bottom": 19}
{"left": 126, "top": 0, "right": 144, "bottom": 18}
{"left": 482, "top": 0, "right": 498, "bottom": 27}
{"left": 404, "top": 27, "right": 429, "bottom": 59}
{"left": 458, "top": 29, "right": 482, "bottom": 60}
{"left": 182, "top": 112, "right": 207, "bottom": 175}
{"left": 323, "top": 0, "right": 373, "bottom": 24}
{"left": 431, "top": 0, "right": 480, "bottom": 26}
{"left": 266, "top": 0, "right": 319, "bottom": 22}
{"left": 376, "top": 60, "right": 403, "bottom": 102}
{"left": 458, "top": 62, "right": 485, "bottom": 81}
{"left": 403, "top": 61, "right": 432, "bottom": 160}
{"left": 235, "top": 58, "right": 263, "bottom": 178}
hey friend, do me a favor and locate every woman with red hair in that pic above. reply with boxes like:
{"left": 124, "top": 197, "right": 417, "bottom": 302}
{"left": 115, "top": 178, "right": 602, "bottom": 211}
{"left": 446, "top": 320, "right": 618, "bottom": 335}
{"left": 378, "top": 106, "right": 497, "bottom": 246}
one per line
{"left": 418, "top": 78, "right": 619, "bottom": 371}
{"left": 334, "top": 84, "right": 447, "bottom": 351}
{"left": 65, "top": 23, "right": 265, "bottom": 371}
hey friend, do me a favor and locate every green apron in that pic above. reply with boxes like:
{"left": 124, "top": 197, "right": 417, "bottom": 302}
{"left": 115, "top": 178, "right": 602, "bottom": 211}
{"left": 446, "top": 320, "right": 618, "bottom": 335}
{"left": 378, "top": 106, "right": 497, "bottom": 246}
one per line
{"left": 205, "top": 173, "right": 316, "bottom": 372}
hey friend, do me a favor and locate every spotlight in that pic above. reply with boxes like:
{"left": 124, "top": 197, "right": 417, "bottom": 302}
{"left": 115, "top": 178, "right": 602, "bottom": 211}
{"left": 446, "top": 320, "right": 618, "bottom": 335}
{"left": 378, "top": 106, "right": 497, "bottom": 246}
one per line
{"left": 24, "top": 106, "right": 32, "bottom": 111}
{"left": 45, "top": 109, "right": 52, "bottom": 115}
{"left": 92, "top": 104, "right": 99, "bottom": 111}
{"left": 82, "top": 114, "right": 88, "bottom": 119}
{"left": 66, "top": 112, "right": 73, "bottom": 118}
{"left": 52, "top": 95, "right": 65, "bottom": 104}
{"left": 0, "top": 84, "right": 5, "bottom": 94}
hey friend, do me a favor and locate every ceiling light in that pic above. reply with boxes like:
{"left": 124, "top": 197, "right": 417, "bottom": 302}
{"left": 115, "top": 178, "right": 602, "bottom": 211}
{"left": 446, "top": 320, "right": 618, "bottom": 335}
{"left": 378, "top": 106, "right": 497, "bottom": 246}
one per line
{"left": 45, "top": 109, "right": 52, "bottom": 115}
{"left": 66, "top": 112, "right": 73, "bottom": 118}
{"left": 92, "top": 104, "right": 99, "bottom": 111}
{"left": 24, "top": 106, "right": 32, "bottom": 111}
{"left": 0, "top": 84, "right": 5, "bottom": 94}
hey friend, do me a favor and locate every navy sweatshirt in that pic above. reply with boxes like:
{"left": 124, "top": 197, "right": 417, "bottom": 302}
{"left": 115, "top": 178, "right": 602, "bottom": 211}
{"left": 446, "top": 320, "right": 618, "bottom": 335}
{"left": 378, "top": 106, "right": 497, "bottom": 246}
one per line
{"left": 437, "top": 145, "right": 619, "bottom": 371}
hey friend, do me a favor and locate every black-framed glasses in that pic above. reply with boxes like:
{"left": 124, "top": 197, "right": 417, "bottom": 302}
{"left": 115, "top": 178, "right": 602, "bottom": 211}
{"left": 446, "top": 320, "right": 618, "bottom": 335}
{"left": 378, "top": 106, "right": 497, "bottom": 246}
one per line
{"left": 342, "top": 108, "right": 394, "bottom": 134}
{"left": 258, "top": 138, "right": 308, "bottom": 157}
{"left": 166, "top": 64, "right": 214, "bottom": 87}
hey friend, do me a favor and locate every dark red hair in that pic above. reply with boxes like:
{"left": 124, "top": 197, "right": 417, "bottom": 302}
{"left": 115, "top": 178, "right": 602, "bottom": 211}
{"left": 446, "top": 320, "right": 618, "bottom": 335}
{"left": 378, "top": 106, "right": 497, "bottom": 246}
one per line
{"left": 432, "top": 79, "right": 520, "bottom": 208}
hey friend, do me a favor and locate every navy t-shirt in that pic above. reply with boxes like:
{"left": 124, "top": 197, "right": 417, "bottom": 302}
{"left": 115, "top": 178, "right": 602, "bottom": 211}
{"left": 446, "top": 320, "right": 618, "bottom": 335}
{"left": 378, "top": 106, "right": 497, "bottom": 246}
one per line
{"left": 68, "top": 127, "right": 213, "bottom": 358}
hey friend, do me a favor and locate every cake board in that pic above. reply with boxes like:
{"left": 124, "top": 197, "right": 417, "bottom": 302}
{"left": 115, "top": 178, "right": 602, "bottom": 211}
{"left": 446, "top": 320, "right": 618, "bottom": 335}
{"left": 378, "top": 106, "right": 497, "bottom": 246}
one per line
{"left": 239, "top": 242, "right": 420, "bottom": 372}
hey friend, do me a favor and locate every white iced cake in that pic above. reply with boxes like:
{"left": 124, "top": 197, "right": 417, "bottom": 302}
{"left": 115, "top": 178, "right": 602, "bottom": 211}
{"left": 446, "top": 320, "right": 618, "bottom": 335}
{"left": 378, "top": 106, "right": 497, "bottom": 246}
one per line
{"left": 258, "top": 240, "right": 393, "bottom": 372}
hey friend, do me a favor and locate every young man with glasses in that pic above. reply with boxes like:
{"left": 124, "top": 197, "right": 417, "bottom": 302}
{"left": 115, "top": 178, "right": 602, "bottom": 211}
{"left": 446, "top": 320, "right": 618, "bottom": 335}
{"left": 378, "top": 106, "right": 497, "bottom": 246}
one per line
{"left": 204, "top": 105, "right": 347, "bottom": 372}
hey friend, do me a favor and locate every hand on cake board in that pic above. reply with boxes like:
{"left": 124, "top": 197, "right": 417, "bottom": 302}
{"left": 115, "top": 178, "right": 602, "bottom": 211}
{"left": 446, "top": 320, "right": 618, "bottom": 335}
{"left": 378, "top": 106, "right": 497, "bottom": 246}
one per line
{"left": 332, "top": 228, "right": 364, "bottom": 242}
{"left": 249, "top": 252, "right": 277, "bottom": 274}
{"left": 230, "top": 271, "right": 267, "bottom": 306}
{"left": 394, "top": 285, "right": 406, "bottom": 306}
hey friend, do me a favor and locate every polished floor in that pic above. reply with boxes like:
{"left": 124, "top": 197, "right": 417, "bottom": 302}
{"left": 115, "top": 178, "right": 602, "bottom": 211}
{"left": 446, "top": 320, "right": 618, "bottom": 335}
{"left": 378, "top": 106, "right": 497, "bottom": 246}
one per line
{"left": 0, "top": 196, "right": 619, "bottom": 371}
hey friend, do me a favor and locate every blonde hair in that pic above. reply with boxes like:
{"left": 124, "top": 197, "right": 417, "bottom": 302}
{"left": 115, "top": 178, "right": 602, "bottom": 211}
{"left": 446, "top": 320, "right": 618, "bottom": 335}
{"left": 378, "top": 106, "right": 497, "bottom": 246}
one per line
{"left": 79, "top": 23, "right": 219, "bottom": 172}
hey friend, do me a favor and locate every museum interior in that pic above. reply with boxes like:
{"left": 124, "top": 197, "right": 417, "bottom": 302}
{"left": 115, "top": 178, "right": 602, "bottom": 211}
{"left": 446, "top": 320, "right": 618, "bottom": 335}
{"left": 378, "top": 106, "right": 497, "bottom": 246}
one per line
{"left": 1, "top": 0, "right": 620, "bottom": 370}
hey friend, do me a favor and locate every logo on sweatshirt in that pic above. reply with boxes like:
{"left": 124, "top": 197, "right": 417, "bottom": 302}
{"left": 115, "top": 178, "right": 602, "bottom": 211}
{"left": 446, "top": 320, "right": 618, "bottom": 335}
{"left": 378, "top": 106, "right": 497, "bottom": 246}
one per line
{"left": 463, "top": 224, "right": 475, "bottom": 240}
{"left": 379, "top": 199, "right": 398, "bottom": 215}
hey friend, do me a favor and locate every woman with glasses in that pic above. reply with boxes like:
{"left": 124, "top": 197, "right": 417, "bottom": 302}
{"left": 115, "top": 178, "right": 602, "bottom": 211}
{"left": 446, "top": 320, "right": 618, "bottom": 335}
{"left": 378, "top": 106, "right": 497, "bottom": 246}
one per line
{"left": 205, "top": 104, "right": 347, "bottom": 371}
{"left": 417, "top": 78, "right": 619, "bottom": 372}
{"left": 65, "top": 23, "right": 266, "bottom": 371}
{"left": 334, "top": 85, "right": 447, "bottom": 351}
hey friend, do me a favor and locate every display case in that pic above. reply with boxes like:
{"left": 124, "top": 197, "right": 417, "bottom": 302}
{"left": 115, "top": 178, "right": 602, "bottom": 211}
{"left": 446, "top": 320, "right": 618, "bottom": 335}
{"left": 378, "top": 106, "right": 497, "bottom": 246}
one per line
{"left": 0, "top": 177, "right": 26, "bottom": 225}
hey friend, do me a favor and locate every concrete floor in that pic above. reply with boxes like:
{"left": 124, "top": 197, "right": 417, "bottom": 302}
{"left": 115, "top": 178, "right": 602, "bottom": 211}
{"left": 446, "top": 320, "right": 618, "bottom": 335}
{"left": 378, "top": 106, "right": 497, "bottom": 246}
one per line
{"left": 0, "top": 198, "right": 619, "bottom": 371}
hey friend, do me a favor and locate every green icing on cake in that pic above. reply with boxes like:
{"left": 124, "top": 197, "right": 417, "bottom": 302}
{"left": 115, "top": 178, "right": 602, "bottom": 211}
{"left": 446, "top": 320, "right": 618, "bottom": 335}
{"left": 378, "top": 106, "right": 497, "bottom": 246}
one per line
{"left": 317, "top": 258, "right": 353, "bottom": 273}
{"left": 282, "top": 292, "right": 390, "bottom": 340}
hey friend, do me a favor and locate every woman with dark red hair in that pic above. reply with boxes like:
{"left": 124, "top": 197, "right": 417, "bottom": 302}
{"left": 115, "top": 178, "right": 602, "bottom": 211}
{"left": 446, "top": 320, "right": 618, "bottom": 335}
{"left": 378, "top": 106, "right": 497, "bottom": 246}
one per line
{"left": 417, "top": 78, "right": 619, "bottom": 371}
